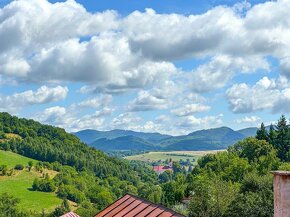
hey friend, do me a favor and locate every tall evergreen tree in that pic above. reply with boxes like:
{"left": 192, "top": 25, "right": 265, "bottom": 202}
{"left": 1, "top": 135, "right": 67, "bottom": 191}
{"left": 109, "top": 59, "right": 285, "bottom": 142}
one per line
{"left": 256, "top": 123, "right": 268, "bottom": 141}
{"left": 268, "top": 124, "right": 276, "bottom": 145}
{"left": 275, "top": 115, "right": 289, "bottom": 161}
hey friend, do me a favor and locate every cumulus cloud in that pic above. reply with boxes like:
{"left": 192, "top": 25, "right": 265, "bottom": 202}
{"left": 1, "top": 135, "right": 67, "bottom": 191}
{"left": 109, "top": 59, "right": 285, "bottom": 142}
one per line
{"left": 1, "top": 0, "right": 289, "bottom": 93}
{"left": 3, "top": 0, "right": 290, "bottom": 134}
{"left": 236, "top": 116, "right": 261, "bottom": 124}
{"left": 77, "top": 94, "right": 112, "bottom": 109}
{"left": 36, "top": 106, "right": 109, "bottom": 132}
{"left": 226, "top": 76, "right": 290, "bottom": 113}
{"left": 128, "top": 90, "right": 167, "bottom": 111}
{"left": 171, "top": 104, "right": 210, "bottom": 116}
{"left": 112, "top": 113, "right": 142, "bottom": 129}
{"left": 191, "top": 55, "right": 269, "bottom": 93}
{"left": 177, "top": 114, "right": 224, "bottom": 131}
{"left": 0, "top": 86, "right": 68, "bottom": 110}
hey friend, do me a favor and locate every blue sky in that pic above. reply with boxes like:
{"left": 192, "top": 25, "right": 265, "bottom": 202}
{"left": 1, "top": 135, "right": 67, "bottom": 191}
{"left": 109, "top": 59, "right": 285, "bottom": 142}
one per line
{"left": 0, "top": 0, "right": 289, "bottom": 135}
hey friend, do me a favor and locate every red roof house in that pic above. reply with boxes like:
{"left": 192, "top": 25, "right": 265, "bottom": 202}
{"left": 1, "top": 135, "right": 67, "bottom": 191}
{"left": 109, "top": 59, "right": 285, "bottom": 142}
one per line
{"left": 60, "top": 211, "right": 80, "bottom": 217}
{"left": 153, "top": 165, "right": 173, "bottom": 175}
{"left": 94, "top": 194, "right": 185, "bottom": 217}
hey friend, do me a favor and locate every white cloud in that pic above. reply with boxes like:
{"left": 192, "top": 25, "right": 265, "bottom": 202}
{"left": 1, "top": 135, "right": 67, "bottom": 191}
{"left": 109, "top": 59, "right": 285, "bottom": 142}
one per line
{"left": 112, "top": 113, "right": 142, "bottom": 129}
{"left": 171, "top": 104, "right": 210, "bottom": 116}
{"left": 128, "top": 90, "right": 167, "bottom": 111}
{"left": 0, "top": 0, "right": 288, "bottom": 94}
{"left": 226, "top": 76, "right": 290, "bottom": 113}
{"left": 3, "top": 0, "right": 290, "bottom": 134}
{"left": 177, "top": 114, "right": 224, "bottom": 131}
{"left": 191, "top": 55, "right": 269, "bottom": 93}
{"left": 0, "top": 85, "right": 68, "bottom": 110}
{"left": 77, "top": 94, "right": 112, "bottom": 109}
{"left": 236, "top": 116, "right": 261, "bottom": 124}
{"left": 36, "top": 106, "right": 108, "bottom": 132}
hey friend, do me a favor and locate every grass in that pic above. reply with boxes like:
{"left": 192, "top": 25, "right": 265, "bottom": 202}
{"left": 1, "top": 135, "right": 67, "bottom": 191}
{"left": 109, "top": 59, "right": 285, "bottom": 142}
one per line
{"left": 125, "top": 150, "right": 224, "bottom": 164}
{"left": 0, "top": 150, "right": 37, "bottom": 168}
{"left": 0, "top": 150, "right": 62, "bottom": 213}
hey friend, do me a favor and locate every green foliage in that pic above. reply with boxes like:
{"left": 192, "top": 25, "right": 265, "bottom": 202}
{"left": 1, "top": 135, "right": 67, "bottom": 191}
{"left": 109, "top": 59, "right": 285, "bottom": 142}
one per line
{"left": 32, "top": 178, "right": 56, "bottom": 192}
{"left": 225, "top": 191, "right": 273, "bottom": 217}
{"left": 188, "top": 175, "right": 239, "bottom": 217}
{"left": 162, "top": 174, "right": 187, "bottom": 206}
{"left": 50, "top": 199, "right": 70, "bottom": 217}
{"left": 256, "top": 122, "right": 269, "bottom": 141}
{"left": 0, "top": 193, "right": 29, "bottom": 217}
{"left": 14, "top": 164, "right": 24, "bottom": 170}
{"left": 76, "top": 200, "right": 99, "bottom": 217}
{"left": 229, "top": 137, "right": 279, "bottom": 175}
{"left": 0, "top": 165, "right": 8, "bottom": 176}
{"left": 0, "top": 112, "right": 160, "bottom": 215}
{"left": 186, "top": 115, "right": 290, "bottom": 217}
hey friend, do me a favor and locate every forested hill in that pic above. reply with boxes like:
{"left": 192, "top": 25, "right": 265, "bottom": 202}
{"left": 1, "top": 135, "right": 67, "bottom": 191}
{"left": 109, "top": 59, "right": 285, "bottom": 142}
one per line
{"left": 0, "top": 112, "right": 138, "bottom": 181}
{"left": 0, "top": 112, "right": 161, "bottom": 216}
{"left": 75, "top": 127, "right": 255, "bottom": 151}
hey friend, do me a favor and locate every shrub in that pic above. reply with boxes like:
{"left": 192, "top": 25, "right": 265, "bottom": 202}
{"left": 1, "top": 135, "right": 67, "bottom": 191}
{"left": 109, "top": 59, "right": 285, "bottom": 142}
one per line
{"left": 14, "top": 164, "right": 24, "bottom": 170}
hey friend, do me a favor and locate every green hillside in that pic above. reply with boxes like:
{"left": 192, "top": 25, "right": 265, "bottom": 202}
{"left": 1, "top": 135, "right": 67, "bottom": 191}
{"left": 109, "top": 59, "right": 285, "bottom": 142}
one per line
{"left": 0, "top": 150, "right": 37, "bottom": 168}
{"left": 0, "top": 112, "right": 160, "bottom": 216}
{"left": 0, "top": 150, "right": 61, "bottom": 213}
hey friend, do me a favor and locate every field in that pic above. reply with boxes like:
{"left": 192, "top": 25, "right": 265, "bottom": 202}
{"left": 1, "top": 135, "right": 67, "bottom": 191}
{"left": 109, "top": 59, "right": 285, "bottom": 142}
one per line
{"left": 125, "top": 150, "right": 224, "bottom": 164}
{"left": 0, "top": 150, "right": 62, "bottom": 213}
{"left": 0, "top": 150, "right": 37, "bottom": 168}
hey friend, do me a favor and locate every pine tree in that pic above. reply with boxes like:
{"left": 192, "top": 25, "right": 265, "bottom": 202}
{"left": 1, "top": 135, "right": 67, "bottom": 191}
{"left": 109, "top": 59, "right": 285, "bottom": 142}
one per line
{"left": 256, "top": 123, "right": 268, "bottom": 141}
{"left": 275, "top": 115, "right": 289, "bottom": 161}
{"left": 268, "top": 124, "right": 276, "bottom": 145}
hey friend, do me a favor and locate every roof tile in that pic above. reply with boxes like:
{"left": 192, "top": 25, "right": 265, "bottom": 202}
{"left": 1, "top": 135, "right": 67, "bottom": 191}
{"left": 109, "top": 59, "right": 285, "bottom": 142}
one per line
{"left": 94, "top": 194, "right": 185, "bottom": 217}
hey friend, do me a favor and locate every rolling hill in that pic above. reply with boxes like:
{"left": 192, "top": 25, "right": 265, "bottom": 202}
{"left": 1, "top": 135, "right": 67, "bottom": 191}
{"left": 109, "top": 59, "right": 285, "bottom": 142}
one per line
{"left": 0, "top": 150, "right": 62, "bottom": 213}
{"left": 74, "top": 126, "right": 257, "bottom": 151}
{"left": 73, "top": 129, "right": 171, "bottom": 144}
{"left": 90, "top": 136, "right": 157, "bottom": 151}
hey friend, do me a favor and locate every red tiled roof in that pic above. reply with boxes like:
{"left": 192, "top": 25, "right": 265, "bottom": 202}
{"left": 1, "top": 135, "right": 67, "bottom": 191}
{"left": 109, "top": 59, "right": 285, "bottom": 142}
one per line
{"left": 94, "top": 194, "right": 185, "bottom": 217}
{"left": 153, "top": 166, "right": 173, "bottom": 172}
{"left": 60, "top": 211, "right": 80, "bottom": 217}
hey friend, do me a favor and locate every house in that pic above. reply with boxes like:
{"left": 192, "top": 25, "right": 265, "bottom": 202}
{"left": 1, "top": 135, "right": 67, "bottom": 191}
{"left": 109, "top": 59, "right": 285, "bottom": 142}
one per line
{"left": 60, "top": 211, "right": 80, "bottom": 217}
{"left": 94, "top": 194, "right": 185, "bottom": 217}
{"left": 153, "top": 165, "right": 173, "bottom": 175}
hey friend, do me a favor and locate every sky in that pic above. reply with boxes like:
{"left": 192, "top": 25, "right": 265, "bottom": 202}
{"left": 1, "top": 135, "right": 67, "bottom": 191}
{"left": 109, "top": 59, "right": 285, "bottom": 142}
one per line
{"left": 0, "top": 0, "right": 290, "bottom": 135}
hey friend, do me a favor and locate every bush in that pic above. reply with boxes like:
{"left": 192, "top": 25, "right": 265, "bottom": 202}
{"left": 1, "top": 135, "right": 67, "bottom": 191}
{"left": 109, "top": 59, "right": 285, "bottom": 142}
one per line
{"left": 14, "top": 164, "right": 24, "bottom": 170}
{"left": 32, "top": 178, "right": 56, "bottom": 192}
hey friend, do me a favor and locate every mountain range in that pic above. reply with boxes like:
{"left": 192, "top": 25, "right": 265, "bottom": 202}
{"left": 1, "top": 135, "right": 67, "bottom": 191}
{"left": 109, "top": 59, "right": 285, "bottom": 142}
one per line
{"left": 73, "top": 126, "right": 260, "bottom": 151}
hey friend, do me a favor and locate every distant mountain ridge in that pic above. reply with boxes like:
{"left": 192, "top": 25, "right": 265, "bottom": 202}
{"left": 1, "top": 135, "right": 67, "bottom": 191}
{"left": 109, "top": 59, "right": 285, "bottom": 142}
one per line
{"left": 73, "top": 126, "right": 259, "bottom": 151}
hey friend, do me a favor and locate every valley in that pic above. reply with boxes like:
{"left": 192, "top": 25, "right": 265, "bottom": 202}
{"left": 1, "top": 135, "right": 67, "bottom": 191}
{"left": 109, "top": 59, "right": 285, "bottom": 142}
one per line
{"left": 124, "top": 150, "right": 224, "bottom": 164}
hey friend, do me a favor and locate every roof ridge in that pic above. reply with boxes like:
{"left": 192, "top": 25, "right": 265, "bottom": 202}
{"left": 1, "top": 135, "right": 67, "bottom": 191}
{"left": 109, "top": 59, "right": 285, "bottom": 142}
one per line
{"left": 126, "top": 194, "right": 185, "bottom": 217}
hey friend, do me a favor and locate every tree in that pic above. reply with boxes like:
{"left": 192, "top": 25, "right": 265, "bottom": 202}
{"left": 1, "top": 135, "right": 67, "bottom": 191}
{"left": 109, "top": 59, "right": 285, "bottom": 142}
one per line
{"left": 275, "top": 115, "right": 289, "bottom": 161}
{"left": 188, "top": 175, "right": 239, "bottom": 217}
{"left": 138, "top": 184, "right": 162, "bottom": 203}
{"left": 51, "top": 199, "right": 70, "bottom": 217}
{"left": 256, "top": 122, "right": 268, "bottom": 141}
{"left": 27, "top": 161, "right": 33, "bottom": 172}
{"left": 0, "top": 193, "right": 29, "bottom": 217}
{"left": 225, "top": 191, "right": 273, "bottom": 217}
{"left": 268, "top": 124, "right": 276, "bottom": 145}
{"left": 172, "top": 162, "right": 182, "bottom": 174}
{"left": 0, "top": 165, "right": 8, "bottom": 176}
{"left": 159, "top": 171, "right": 172, "bottom": 183}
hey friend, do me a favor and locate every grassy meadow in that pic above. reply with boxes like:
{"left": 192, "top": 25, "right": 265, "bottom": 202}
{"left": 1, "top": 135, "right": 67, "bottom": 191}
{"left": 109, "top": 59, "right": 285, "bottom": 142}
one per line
{"left": 0, "top": 150, "right": 62, "bottom": 213}
{"left": 125, "top": 150, "right": 224, "bottom": 164}
{"left": 0, "top": 150, "right": 37, "bottom": 168}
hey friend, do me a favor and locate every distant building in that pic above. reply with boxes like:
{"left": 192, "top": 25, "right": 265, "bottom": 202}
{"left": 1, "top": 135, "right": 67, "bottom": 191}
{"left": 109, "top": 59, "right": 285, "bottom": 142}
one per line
{"left": 153, "top": 165, "right": 173, "bottom": 175}
{"left": 94, "top": 194, "right": 185, "bottom": 217}
{"left": 60, "top": 211, "right": 80, "bottom": 217}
